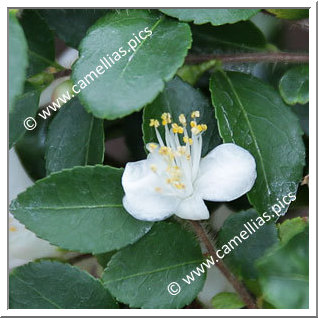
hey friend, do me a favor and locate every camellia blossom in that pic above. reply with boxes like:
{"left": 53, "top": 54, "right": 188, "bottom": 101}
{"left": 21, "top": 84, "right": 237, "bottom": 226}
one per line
{"left": 122, "top": 111, "right": 257, "bottom": 221}
{"left": 9, "top": 213, "right": 62, "bottom": 270}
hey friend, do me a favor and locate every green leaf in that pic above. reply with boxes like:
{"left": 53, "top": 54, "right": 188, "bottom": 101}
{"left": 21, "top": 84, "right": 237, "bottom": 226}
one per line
{"left": 266, "top": 9, "right": 309, "bottom": 20}
{"left": 279, "top": 65, "right": 309, "bottom": 105}
{"left": 143, "top": 77, "right": 221, "bottom": 157}
{"left": 10, "top": 166, "right": 152, "bottom": 253}
{"left": 20, "top": 10, "right": 55, "bottom": 76}
{"left": 292, "top": 103, "right": 309, "bottom": 136}
{"left": 9, "top": 11, "right": 28, "bottom": 112}
{"left": 95, "top": 251, "right": 116, "bottom": 268}
{"left": 256, "top": 225, "right": 309, "bottom": 309}
{"left": 38, "top": 9, "right": 108, "bottom": 48}
{"left": 190, "top": 21, "right": 267, "bottom": 55}
{"left": 160, "top": 9, "right": 260, "bottom": 25}
{"left": 15, "top": 108, "right": 54, "bottom": 181}
{"left": 177, "top": 60, "right": 216, "bottom": 86}
{"left": 45, "top": 98, "right": 105, "bottom": 175}
{"left": 72, "top": 9, "right": 192, "bottom": 119}
{"left": 102, "top": 222, "right": 205, "bottom": 309}
{"left": 277, "top": 217, "right": 307, "bottom": 244}
{"left": 211, "top": 292, "right": 245, "bottom": 309}
{"left": 9, "top": 86, "right": 41, "bottom": 149}
{"left": 210, "top": 71, "right": 305, "bottom": 216}
{"left": 217, "top": 209, "right": 279, "bottom": 279}
{"left": 9, "top": 260, "right": 118, "bottom": 308}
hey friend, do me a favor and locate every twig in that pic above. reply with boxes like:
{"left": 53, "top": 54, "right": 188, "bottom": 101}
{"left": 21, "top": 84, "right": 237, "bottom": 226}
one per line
{"left": 68, "top": 253, "right": 93, "bottom": 265}
{"left": 185, "top": 52, "right": 309, "bottom": 64}
{"left": 53, "top": 69, "right": 72, "bottom": 79}
{"left": 189, "top": 221, "right": 258, "bottom": 309}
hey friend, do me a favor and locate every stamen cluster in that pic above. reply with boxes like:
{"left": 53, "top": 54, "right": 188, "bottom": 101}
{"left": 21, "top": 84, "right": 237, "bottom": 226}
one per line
{"left": 147, "top": 111, "right": 208, "bottom": 196}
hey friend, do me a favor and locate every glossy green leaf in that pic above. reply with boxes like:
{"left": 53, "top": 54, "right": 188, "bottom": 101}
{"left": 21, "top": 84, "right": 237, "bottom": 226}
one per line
{"left": 95, "top": 251, "right": 116, "bottom": 268}
{"left": 279, "top": 65, "right": 309, "bottom": 105}
{"left": 210, "top": 71, "right": 305, "bottom": 215}
{"left": 20, "top": 10, "right": 55, "bottom": 76}
{"left": 9, "top": 260, "right": 118, "bottom": 308}
{"left": 10, "top": 166, "right": 152, "bottom": 253}
{"left": 177, "top": 60, "right": 216, "bottom": 86}
{"left": 277, "top": 217, "right": 308, "bottom": 244}
{"left": 160, "top": 9, "right": 260, "bottom": 25}
{"left": 292, "top": 103, "right": 309, "bottom": 136}
{"left": 15, "top": 108, "right": 54, "bottom": 180}
{"left": 257, "top": 225, "right": 309, "bottom": 309}
{"left": 9, "top": 87, "right": 41, "bottom": 149}
{"left": 102, "top": 222, "right": 205, "bottom": 309}
{"left": 9, "top": 11, "right": 28, "bottom": 112}
{"left": 217, "top": 209, "right": 279, "bottom": 279}
{"left": 190, "top": 21, "right": 267, "bottom": 55}
{"left": 72, "top": 9, "right": 192, "bottom": 119}
{"left": 45, "top": 98, "right": 105, "bottom": 175}
{"left": 266, "top": 9, "right": 309, "bottom": 20}
{"left": 38, "top": 9, "right": 108, "bottom": 48}
{"left": 143, "top": 77, "right": 221, "bottom": 157}
{"left": 211, "top": 292, "right": 245, "bottom": 309}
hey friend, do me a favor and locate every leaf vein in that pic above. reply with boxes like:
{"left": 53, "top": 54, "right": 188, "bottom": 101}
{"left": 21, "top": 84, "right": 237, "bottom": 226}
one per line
{"left": 104, "top": 258, "right": 203, "bottom": 284}
{"left": 222, "top": 72, "right": 271, "bottom": 196}
{"left": 12, "top": 274, "right": 62, "bottom": 308}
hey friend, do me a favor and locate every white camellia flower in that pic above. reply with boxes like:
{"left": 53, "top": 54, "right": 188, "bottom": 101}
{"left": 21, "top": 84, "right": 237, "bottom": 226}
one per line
{"left": 122, "top": 111, "right": 257, "bottom": 221}
{"left": 9, "top": 213, "right": 62, "bottom": 270}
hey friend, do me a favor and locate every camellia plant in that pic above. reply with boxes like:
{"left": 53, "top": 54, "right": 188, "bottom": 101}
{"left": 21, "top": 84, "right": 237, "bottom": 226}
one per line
{"left": 9, "top": 8, "right": 309, "bottom": 310}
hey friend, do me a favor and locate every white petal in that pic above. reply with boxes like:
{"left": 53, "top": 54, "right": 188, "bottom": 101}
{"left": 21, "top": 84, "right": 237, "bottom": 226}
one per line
{"left": 175, "top": 195, "right": 210, "bottom": 220}
{"left": 122, "top": 160, "right": 180, "bottom": 221}
{"left": 9, "top": 214, "right": 61, "bottom": 270}
{"left": 194, "top": 143, "right": 257, "bottom": 202}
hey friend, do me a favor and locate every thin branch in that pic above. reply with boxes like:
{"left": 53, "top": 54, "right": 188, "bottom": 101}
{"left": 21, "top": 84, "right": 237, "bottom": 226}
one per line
{"left": 53, "top": 69, "right": 72, "bottom": 79}
{"left": 68, "top": 253, "right": 93, "bottom": 265}
{"left": 189, "top": 221, "right": 258, "bottom": 309}
{"left": 185, "top": 52, "right": 309, "bottom": 64}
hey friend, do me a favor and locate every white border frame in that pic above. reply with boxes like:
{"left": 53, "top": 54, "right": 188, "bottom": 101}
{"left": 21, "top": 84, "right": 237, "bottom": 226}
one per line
{"left": 2, "top": 1, "right": 316, "bottom": 316}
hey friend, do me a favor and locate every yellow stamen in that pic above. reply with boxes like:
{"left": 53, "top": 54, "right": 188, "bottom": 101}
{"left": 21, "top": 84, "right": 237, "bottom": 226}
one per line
{"left": 155, "top": 187, "right": 162, "bottom": 193}
{"left": 149, "top": 119, "right": 159, "bottom": 128}
{"left": 177, "top": 146, "right": 187, "bottom": 155}
{"left": 9, "top": 226, "right": 17, "bottom": 232}
{"left": 159, "top": 146, "right": 169, "bottom": 155}
{"left": 174, "top": 182, "right": 186, "bottom": 189}
{"left": 166, "top": 166, "right": 181, "bottom": 178}
{"left": 191, "top": 126, "right": 201, "bottom": 135}
{"left": 183, "top": 136, "right": 193, "bottom": 145}
{"left": 190, "top": 121, "right": 197, "bottom": 128}
{"left": 191, "top": 124, "right": 208, "bottom": 134}
{"left": 148, "top": 143, "right": 158, "bottom": 152}
{"left": 191, "top": 111, "right": 200, "bottom": 118}
{"left": 159, "top": 146, "right": 175, "bottom": 160}
{"left": 150, "top": 164, "right": 157, "bottom": 172}
{"left": 172, "top": 123, "right": 184, "bottom": 134}
{"left": 179, "top": 114, "right": 187, "bottom": 126}
{"left": 161, "top": 112, "right": 172, "bottom": 125}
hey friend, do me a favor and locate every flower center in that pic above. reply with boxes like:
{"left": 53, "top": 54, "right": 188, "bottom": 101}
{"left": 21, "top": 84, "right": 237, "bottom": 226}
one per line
{"left": 147, "top": 111, "right": 207, "bottom": 198}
